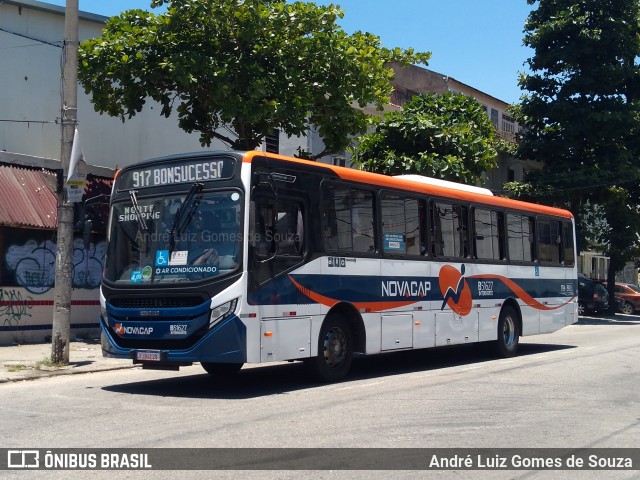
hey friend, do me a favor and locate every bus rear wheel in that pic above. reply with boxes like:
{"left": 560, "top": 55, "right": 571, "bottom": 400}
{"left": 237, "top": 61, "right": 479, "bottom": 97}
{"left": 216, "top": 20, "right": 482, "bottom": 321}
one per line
{"left": 201, "top": 362, "right": 243, "bottom": 378}
{"left": 309, "top": 314, "right": 353, "bottom": 382}
{"left": 494, "top": 306, "right": 520, "bottom": 358}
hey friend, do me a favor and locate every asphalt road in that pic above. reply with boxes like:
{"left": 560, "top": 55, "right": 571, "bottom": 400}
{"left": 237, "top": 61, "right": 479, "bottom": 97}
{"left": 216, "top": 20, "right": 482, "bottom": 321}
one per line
{"left": 1, "top": 316, "right": 639, "bottom": 480}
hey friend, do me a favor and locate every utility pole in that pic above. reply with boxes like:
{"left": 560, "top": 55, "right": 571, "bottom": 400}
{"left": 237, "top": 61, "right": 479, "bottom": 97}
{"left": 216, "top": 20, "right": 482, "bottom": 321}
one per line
{"left": 51, "top": 0, "right": 79, "bottom": 364}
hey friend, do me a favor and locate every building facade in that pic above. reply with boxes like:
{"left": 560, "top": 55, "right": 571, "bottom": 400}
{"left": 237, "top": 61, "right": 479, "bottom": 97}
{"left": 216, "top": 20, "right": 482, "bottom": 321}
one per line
{"left": 387, "top": 62, "right": 540, "bottom": 193}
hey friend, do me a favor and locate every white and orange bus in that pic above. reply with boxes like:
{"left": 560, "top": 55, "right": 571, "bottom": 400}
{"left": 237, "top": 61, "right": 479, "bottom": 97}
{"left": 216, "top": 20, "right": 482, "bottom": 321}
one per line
{"left": 100, "top": 150, "right": 578, "bottom": 381}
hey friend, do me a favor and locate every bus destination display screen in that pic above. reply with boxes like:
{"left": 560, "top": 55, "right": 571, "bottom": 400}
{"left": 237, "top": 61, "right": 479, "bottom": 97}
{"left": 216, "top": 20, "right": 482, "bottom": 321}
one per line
{"left": 118, "top": 157, "right": 236, "bottom": 189}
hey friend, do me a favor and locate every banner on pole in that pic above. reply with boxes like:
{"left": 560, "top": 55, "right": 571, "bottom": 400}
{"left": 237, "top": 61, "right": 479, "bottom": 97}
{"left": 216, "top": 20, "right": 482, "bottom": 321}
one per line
{"left": 65, "top": 127, "right": 87, "bottom": 203}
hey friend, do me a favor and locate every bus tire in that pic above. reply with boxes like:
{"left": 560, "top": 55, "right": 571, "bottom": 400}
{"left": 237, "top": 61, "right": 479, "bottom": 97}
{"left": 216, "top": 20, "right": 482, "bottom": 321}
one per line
{"left": 494, "top": 306, "right": 519, "bottom": 358}
{"left": 309, "top": 314, "right": 353, "bottom": 382}
{"left": 201, "top": 362, "right": 243, "bottom": 378}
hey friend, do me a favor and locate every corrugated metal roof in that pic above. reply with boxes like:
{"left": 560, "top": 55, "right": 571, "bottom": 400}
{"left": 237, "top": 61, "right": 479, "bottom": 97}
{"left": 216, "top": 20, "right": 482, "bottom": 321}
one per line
{"left": 0, "top": 165, "right": 58, "bottom": 229}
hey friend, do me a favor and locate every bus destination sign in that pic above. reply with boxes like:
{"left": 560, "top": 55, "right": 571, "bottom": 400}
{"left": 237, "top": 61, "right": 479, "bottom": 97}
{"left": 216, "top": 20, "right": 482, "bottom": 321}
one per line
{"left": 119, "top": 157, "right": 236, "bottom": 189}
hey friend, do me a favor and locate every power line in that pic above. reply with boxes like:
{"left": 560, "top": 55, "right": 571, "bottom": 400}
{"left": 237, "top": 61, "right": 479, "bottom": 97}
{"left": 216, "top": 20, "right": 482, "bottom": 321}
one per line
{"left": 0, "top": 26, "right": 62, "bottom": 49}
{"left": 0, "top": 119, "right": 57, "bottom": 124}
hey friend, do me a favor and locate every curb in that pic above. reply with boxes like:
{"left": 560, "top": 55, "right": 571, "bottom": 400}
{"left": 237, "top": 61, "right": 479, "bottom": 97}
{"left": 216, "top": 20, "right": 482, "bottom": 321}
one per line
{"left": 0, "top": 364, "right": 137, "bottom": 384}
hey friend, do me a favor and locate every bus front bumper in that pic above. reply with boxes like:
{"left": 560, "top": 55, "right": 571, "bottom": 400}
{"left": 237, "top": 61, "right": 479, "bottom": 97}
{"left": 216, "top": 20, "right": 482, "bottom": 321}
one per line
{"left": 100, "top": 314, "right": 247, "bottom": 367}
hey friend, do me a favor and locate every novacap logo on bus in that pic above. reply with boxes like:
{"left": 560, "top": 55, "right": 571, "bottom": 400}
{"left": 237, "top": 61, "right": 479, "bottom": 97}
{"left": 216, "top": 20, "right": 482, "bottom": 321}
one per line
{"left": 439, "top": 265, "right": 472, "bottom": 316}
{"left": 380, "top": 279, "right": 431, "bottom": 298}
{"left": 114, "top": 323, "right": 154, "bottom": 336}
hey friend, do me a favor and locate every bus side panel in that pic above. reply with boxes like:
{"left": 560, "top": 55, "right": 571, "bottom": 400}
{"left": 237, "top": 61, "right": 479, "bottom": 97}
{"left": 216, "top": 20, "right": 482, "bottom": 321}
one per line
{"left": 539, "top": 266, "right": 571, "bottom": 334}
{"left": 380, "top": 258, "right": 435, "bottom": 350}
{"left": 464, "top": 262, "right": 501, "bottom": 343}
{"left": 434, "top": 311, "right": 479, "bottom": 346}
{"left": 320, "top": 256, "right": 382, "bottom": 355}
{"left": 508, "top": 264, "right": 540, "bottom": 335}
{"left": 432, "top": 261, "right": 480, "bottom": 346}
{"left": 260, "top": 316, "right": 311, "bottom": 362}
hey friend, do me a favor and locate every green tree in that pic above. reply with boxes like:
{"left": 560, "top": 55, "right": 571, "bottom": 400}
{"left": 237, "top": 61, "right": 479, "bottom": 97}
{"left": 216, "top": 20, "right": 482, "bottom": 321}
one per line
{"left": 512, "top": 0, "right": 640, "bottom": 305}
{"left": 78, "top": 0, "right": 430, "bottom": 157}
{"left": 352, "top": 92, "right": 500, "bottom": 184}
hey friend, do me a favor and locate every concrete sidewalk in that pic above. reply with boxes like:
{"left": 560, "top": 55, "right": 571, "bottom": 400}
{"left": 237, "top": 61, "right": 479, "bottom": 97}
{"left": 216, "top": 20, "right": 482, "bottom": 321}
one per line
{"left": 0, "top": 339, "right": 134, "bottom": 383}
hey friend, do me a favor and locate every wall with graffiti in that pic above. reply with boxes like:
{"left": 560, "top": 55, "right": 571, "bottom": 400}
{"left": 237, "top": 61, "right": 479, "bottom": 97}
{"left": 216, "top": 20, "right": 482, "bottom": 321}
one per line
{"left": 0, "top": 234, "right": 104, "bottom": 345}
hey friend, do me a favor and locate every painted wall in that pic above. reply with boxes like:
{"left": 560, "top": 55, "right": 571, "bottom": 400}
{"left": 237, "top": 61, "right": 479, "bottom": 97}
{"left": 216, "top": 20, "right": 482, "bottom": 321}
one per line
{"left": 0, "top": 236, "right": 104, "bottom": 345}
{"left": 0, "top": 2, "right": 225, "bottom": 171}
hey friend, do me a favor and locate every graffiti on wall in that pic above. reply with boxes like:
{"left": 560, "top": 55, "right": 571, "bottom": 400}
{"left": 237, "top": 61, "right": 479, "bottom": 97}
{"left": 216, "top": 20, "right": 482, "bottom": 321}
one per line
{"left": 5, "top": 239, "right": 106, "bottom": 294}
{"left": 0, "top": 288, "right": 33, "bottom": 328}
{"left": 71, "top": 240, "right": 106, "bottom": 289}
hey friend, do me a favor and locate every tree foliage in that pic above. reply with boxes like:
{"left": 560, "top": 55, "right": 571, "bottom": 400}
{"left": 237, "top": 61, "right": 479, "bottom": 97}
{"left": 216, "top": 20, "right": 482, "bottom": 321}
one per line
{"left": 515, "top": 0, "right": 640, "bottom": 202}
{"left": 511, "top": 0, "right": 640, "bottom": 294}
{"left": 352, "top": 92, "right": 500, "bottom": 184}
{"left": 78, "top": 0, "right": 430, "bottom": 156}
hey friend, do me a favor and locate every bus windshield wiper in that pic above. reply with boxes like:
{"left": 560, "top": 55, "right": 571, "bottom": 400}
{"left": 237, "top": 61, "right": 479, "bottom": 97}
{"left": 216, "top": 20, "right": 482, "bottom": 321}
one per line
{"left": 169, "top": 182, "right": 204, "bottom": 251}
{"left": 129, "top": 190, "right": 148, "bottom": 231}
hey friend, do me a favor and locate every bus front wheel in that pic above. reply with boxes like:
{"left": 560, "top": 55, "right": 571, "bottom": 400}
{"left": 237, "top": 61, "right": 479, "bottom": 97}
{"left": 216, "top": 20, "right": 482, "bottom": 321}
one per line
{"left": 309, "top": 314, "right": 353, "bottom": 382}
{"left": 201, "top": 362, "right": 243, "bottom": 378}
{"left": 494, "top": 306, "right": 520, "bottom": 358}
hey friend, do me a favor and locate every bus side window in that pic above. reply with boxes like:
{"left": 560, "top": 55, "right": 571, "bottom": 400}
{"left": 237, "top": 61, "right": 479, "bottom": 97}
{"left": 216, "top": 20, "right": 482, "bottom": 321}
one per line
{"left": 454, "top": 205, "right": 469, "bottom": 258}
{"left": 321, "top": 183, "right": 374, "bottom": 254}
{"left": 562, "top": 221, "right": 575, "bottom": 266}
{"left": 381, "top": 194, "right": 421, "bottom": 256}
{"left": 538, "top": 218, "right": 561, "bottom": 264}
{"left": 473, "top": 208, "right": 501, "bottom": 260}
{"left": 418, "top": 200, "right": 428, "bottom": 256}
{"left": 351, "top": 189, "right": 375, "bottom": 253}
{"left": 434, "top": 201, "right": 467, "bottom": 259}
{"left": 527, "top": 216, "right": 537, "bottom": 262}
{"left": 275, "top": 204, "right": 305, "bottom": 255}
{"left": 250, "top": 192, "right": 306, "bottom": 285}
{"left": 430, "top": 202, "right": 443, "bottom": 257}
{"left": 507, "top": 213, "right": 536, "bottom": 263}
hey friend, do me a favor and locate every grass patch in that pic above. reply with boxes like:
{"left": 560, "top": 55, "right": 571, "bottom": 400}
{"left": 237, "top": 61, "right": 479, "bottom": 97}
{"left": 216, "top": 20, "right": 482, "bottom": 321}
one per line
{"left": 36, "top": 357, "right": 67, "bottom": 369}
{"left": 7, "top": 364, "right": 28, "bottom": 373}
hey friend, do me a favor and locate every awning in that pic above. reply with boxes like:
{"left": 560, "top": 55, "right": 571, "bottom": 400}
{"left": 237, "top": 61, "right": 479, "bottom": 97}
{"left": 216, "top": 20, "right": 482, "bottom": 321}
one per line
{"left": 0, "top": 165, "right": 58, "bottom": 229}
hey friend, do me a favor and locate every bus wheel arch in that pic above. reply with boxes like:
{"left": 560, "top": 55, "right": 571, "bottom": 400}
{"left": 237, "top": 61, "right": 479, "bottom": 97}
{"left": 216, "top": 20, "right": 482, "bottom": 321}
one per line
{"left": 308, "top": 303, "right": 364, "bottom": 382}
{"left": 326, "top": 302, "right": 366, "bottom": 354}
{"left": 494, "top": 299, "right": 521, "bottom": 358}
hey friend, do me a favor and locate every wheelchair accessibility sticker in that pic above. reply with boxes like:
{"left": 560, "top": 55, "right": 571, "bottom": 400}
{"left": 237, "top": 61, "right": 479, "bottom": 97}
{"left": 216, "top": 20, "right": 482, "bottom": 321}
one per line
{"left": 155, "top": 250, "right": 169, "bottom": 266}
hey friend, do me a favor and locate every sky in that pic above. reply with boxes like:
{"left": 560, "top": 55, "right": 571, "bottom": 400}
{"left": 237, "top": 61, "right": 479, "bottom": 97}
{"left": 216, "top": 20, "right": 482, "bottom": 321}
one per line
{"left": 46, "top": 0, "right": 535, "bottom": 104}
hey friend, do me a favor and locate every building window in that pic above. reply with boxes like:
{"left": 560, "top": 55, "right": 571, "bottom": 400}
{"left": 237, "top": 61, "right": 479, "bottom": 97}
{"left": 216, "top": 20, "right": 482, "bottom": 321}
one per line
{"left": 390, "top": 86, "right": 418, "bottom": 106}
{"left": 265, "top": 131, "right": 279, "bottom": 154}
{"left": 332, "top": 156, "right": 346, "bottom": 167}
{"left": 490, "top": 108, "right": 499, "bottom": 128}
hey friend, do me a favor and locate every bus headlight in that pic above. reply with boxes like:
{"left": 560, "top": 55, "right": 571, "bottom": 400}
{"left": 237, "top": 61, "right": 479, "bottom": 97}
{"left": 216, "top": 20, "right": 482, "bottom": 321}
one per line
{"left": 100, "top": 304, "right": 109, "bottom": 325}
{"left": 209, "top": 298, "right": 238, "bottom": 328}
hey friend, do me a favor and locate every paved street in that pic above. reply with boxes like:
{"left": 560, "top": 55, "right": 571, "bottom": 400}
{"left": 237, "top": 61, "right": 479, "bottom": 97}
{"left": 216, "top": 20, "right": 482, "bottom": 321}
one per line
{"left": 1, "top": 316, "right": 639, "bottom": 480}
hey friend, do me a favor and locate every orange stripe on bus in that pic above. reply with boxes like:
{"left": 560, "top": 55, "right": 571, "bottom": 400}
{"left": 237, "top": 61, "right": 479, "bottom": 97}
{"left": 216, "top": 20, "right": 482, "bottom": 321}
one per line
{"left": 289, "top": 276, "right": 416, "bottom": 312}
{"left": 242, "top": 151, "right": 573, "bottom": 218}
{"left": 470, "top": 274, "right": 576, "bottom": 311}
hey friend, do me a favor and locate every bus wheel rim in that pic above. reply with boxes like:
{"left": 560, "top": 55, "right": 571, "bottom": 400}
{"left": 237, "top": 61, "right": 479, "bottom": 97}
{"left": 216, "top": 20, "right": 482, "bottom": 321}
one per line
{"left": 503, "top": 317, "right": 515, "bottom": 347}
{"left": 323, "top": 327, "right": 346, "bottom": 367}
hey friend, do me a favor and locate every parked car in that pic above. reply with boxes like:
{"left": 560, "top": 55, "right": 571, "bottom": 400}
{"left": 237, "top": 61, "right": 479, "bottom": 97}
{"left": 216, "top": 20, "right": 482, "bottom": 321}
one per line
{"left": 578, "top": 275, "right": 609, "bottom": 315}
{"left": 613, "top": 283, "right": 640, "bottom": 315}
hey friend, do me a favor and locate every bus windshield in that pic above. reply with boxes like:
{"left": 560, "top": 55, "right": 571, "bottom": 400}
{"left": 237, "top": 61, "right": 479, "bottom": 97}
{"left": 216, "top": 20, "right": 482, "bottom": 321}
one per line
{"left": 104, "top": 189, "right": 242, "bottom": 284}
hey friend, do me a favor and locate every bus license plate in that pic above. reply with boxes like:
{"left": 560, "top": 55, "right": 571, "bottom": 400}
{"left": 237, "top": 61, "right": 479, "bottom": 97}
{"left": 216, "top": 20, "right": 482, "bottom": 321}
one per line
{"left": 135, "top": 350, "right": 161, "bottom": 362}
